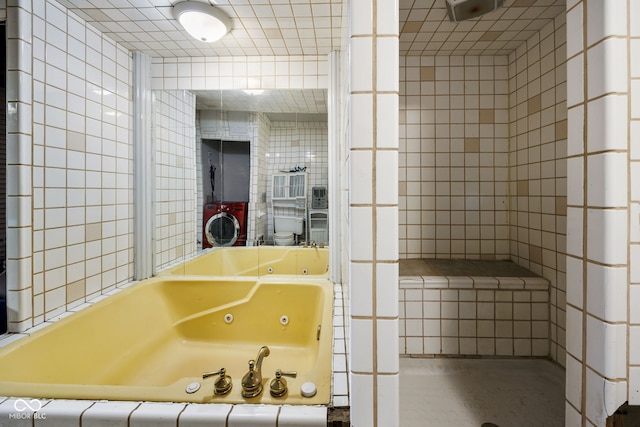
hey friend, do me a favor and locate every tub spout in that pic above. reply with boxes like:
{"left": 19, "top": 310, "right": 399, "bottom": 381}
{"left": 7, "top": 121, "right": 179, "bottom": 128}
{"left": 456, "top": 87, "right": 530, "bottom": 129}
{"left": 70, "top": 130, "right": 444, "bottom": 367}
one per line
{"left": 241, "top": 346, "right": 270, "bottom": 398}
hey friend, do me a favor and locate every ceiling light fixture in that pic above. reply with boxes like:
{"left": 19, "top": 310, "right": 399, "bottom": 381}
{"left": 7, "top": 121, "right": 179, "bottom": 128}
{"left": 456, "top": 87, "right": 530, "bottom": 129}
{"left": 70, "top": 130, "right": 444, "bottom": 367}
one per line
{"left": 173, "top": 1, "right": 231, "bottom": 43}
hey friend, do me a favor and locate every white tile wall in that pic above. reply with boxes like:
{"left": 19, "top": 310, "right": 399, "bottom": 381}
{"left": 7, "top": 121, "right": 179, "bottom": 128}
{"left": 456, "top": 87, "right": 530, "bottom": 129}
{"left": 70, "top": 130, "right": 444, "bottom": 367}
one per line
{"left": 153, "top": 90, "right": 197, "bottom": 271}
{"left": 151, "top": 56, "right": 328, "bottom": 92}
{"left": 399, "top": 277, "right": 550, "bottom": 357}
{"left": 6, "top": 0, "right": 134, "bottom": 331}
{"left": 508, "top": 15, "right": 567, "bottom": 366}
{"left": 399, "top": 55, "right": 510, "bottom": 259}
{"left": 566, "top": 0, "right": 637, "bottom": 424}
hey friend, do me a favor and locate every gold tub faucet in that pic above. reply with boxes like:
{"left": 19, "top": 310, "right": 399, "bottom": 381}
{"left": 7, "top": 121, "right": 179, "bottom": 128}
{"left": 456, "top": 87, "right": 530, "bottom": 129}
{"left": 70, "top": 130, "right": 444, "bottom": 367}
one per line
{"left": 241, "top": 346, "right": 271, "bottom": 398}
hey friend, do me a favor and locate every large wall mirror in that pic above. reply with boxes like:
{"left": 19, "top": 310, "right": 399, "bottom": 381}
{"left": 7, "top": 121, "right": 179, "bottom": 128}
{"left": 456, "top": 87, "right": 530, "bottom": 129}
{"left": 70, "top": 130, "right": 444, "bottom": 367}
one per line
{"left": 153, "top": 89, "right": 328, "bottom": 277}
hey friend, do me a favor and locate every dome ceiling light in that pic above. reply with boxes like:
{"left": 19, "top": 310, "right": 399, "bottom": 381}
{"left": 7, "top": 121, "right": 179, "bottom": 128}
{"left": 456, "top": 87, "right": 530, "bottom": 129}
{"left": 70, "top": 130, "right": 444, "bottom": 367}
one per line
{"left": 173, "top": 1, "right": 231, "bottom": 43}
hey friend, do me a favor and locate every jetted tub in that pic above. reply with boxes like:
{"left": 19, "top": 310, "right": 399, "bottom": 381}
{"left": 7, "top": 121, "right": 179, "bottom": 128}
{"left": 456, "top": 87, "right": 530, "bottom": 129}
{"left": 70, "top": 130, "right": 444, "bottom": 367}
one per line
{"left": 158, "top": 246, "right": 329, "bottom": 277}
{"left": 0, "top": 276, "right": 334, "bottom": 405}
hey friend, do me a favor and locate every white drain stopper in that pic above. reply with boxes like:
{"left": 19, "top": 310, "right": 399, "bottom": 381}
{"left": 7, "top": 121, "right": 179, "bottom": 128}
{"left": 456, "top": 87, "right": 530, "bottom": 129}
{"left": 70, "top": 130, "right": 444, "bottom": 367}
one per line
{"left": 301, "top": 382, "right": 317, "bottom": 397}
{"left": 224, "top": 313, "right": 234, "bottom": 323}
{"left": 185, "top": 382, "right": 201, "bottom": 394}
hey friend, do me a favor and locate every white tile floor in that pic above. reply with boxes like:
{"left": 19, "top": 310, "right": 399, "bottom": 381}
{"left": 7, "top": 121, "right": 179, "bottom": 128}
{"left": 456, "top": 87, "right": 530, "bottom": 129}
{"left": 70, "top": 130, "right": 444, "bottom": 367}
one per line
{"left": 400, "top": 357, "right": 565, "bottom": 427}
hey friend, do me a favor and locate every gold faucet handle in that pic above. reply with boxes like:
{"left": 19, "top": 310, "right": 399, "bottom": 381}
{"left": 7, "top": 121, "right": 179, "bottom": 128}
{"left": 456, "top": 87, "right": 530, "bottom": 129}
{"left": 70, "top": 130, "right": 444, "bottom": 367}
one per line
{"left": 269, "top": 369, "right": 297, "bottom": 397}
{"left": 276, "top": 369, "right": 297, "bottom": 378}
{"left": 203, "top": 368, "right": 225, "bottom": 379}
{"left": 202, "top": 367, "right": 233, "bottom": 395}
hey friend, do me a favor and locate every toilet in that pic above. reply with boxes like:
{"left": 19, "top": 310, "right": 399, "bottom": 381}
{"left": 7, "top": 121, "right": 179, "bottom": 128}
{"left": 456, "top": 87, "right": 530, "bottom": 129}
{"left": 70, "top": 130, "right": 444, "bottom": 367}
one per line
{"left": 274, "top": 215, "right": 304, "bottom": 246}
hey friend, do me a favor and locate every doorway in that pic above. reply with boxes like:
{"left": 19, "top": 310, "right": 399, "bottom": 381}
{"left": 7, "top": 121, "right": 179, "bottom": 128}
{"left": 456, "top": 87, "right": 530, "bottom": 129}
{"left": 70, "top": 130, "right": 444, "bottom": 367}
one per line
{"left": 201, "top": 139, "right": 250, "bottom": 203}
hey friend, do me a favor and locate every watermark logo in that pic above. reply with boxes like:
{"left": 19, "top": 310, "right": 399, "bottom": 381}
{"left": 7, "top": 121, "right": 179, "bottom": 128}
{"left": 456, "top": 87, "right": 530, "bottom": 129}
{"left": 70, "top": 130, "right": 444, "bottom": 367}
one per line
{"left": 14, "top": 399, "right": 42, "bottom": 412}
{"left": 8, "top": 399, "right": 46, "bottom": 420}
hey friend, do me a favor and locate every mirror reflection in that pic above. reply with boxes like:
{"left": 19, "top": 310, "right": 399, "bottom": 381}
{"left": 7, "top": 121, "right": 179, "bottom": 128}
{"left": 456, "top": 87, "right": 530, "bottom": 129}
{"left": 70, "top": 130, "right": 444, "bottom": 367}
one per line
{"left": 154, "top": 89, "right": 328, "bottom": 277}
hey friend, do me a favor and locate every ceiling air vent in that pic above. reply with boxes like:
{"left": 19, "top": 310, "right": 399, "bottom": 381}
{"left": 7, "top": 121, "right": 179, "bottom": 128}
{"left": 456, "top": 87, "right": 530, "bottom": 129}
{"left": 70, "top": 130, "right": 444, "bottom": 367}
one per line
{"left": 445, "top": 0, "right": 506, "bottom": 22}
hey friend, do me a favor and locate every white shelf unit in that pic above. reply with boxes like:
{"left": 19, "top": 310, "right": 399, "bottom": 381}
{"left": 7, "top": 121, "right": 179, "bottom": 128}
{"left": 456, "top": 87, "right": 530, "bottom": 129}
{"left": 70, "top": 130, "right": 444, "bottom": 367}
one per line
{"left": 271, "top": 172, "right": 308, "bottom": 242}
{"left": 309, "top": 209, "right": 328, "bottom": 244}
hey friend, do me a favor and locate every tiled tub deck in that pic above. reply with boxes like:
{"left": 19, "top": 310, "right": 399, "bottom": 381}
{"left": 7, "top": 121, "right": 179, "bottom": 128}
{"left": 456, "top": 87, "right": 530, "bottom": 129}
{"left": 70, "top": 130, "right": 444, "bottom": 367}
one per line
{"left": 399, "top": 259, "right": 550, "bottom": 357}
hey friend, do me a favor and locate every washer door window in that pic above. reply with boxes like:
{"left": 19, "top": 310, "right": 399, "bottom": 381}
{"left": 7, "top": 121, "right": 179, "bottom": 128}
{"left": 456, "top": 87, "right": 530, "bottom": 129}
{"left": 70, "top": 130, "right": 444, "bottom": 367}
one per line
{"left": 205, "top": 212, "right": 240, "bottom": 247}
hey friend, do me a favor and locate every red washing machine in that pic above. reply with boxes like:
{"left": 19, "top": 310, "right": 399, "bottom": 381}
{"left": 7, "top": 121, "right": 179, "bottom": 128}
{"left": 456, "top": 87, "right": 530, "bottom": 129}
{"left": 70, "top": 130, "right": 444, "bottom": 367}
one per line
{"left": 203, "top": 202, "right": 248, "bottom": 248}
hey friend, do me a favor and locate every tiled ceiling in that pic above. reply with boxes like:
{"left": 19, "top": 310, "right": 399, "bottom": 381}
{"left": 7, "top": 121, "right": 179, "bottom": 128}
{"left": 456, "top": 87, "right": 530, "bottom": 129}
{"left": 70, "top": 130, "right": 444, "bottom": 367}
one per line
{"left": 58, "top": 0, "right": 566, "bottom": 58}
{"left": 57, "top": 0, "right": 565, "bottom": 112}
{"left": 194, "top": 89, "right": 327, "bottom": 120}
{"left": 57, "top": 0, "right": 344, "bottom": 57}
{"left": 400, "top": 0, "right": 566, "bottom": 56}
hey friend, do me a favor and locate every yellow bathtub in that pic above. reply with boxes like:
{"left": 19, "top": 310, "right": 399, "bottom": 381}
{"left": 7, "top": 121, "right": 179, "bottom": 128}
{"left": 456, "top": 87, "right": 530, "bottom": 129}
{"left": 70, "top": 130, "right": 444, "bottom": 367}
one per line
{"left": 158, "top": 246, "right": 329, "bottom": 277}
{"left": 0, "top": 276, "right": 334, "bottom": 405}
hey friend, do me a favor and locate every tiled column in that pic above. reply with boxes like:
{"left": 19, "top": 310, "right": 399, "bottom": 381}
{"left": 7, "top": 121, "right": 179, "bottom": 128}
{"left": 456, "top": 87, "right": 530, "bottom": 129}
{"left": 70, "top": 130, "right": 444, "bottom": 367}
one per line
{"left": 565, "top": 0, "right": 633, "bottom": 425}
{"left": 132, "top": 53, "right": 153, "bottom": 280}
{"left": 6, "top": 1, "right": 34, "bottom": 332}
{"left": 628, "top": 0, "right": 640, "bottom": 408}
{"left": 348, "top": 1, "right": 399, "bottom": 426}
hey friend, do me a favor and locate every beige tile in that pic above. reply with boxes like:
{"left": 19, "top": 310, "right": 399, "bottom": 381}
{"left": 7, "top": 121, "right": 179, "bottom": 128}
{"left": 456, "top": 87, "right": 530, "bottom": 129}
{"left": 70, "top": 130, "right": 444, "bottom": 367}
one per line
{"left": 402, "top": 21, "right": 423, "bottom": 33}
{"left": 529, "top": 245, "right": 542, "bottom": 264}
{"left": 555, "top": 119, "right": 567, "bottom": 139}
{"left": 556, "top": 196, "right": 567, "bottom": 215}
{"left": 528, "top": 94, "right": 541, "bottom": 114}
{"left": 67, "top": 131, "right": 86, "bottom": 152}
{"left": 512, "top": 0, "right": 538, "bottom": 5}
{"left": 479, "top": 31, "right": 501, "bottom": 42}
{"left": 85, "top": 222, "right": 102, "bottom": 241}
{"left": 420, "top": 66, "right": 435, "bottom": 81}
{"left": 399, "top": 110, "right": 406, "bottom": 124}
{"left": 518, "top": 180, "right": 529, "bottom": 196}
{"left": 67, "top": 280, "right": 86, "bottom": 304}
{"left": 263, "top": 28, "right": 283, "bottom": 39}
{"left": 398, "top": 181, "right": 407, "bottom": 196}
{"left": 479, "top": 109, "right": 495, "bottom": 124}
{"left": 464, "top": 138, "right": 480, "bottom": 153}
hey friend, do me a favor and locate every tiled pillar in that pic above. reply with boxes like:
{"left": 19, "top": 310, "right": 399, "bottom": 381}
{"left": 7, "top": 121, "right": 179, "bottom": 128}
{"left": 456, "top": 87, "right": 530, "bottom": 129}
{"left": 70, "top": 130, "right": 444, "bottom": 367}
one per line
{"left": 348, "top": 1, "right": 399, "bottom": 426}
{"left": 565, "top": 0, "right": 634, "bottom": 425}
{"left": 628, "top": 0, "right": 640, "bottom": 408}
{"left": 132, "top": 52, "right": 153, "bottom": 280}
{"left": 6, "top": 1, "right": 34, "bottom": 332}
